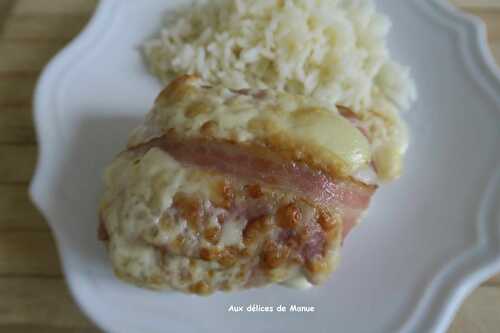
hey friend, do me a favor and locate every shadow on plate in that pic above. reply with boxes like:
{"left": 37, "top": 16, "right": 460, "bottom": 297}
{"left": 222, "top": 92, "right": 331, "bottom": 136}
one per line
{"left": 54, "top": 113, "right": 142, "bottom": 278}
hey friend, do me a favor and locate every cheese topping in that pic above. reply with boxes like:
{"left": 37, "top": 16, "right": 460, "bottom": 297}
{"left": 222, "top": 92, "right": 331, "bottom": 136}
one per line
{"left": 100, "top": 144, "right": 345, "bottom": 293}
{"left": 282, "top": 108, "right": 370, "bottom": 172}
{"left": 129, "top": 76, "right": 371, "bottom": 177}
{"left": 101, "top": 148, "right": 281, "bottom": 290}
{"left": 219, "top": 218, "right": 245, "bottom": 247}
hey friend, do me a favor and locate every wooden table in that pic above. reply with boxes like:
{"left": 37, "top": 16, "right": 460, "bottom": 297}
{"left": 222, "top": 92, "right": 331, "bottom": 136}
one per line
{"left": 0, "top": 0, "right": 498, "bottom": 332}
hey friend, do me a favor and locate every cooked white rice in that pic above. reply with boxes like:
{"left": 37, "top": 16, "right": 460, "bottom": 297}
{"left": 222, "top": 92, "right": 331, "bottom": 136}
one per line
{"left": 143, "top": 0, "right": 417, "bottom": 179}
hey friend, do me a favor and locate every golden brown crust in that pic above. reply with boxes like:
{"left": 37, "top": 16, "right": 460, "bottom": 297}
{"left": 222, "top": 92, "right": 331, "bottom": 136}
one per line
{"left": 188, "top": 281, "right": 212, "bottom": 295}
{"left": 261, "top": 240, "right": 291, "bottom": 269}
{"left": 243, "top": 216, "right": 272, "bottom": 247}
{"left": 155, "top": 74, "right": 201, "bottom": 104}
{"left": 277, "top": 203, "right": 301, "bottom": 229}
{"left": 245, "top": 184, "right": 263, "bottom": 198}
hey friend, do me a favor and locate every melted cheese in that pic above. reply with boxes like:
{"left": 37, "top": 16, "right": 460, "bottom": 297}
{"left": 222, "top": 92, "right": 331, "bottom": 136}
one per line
{"left": 109, "top": 236, "right": 164, "bottom": 285}
{"left": 129, "top": 76, "right": 372, "bottom": 176}
{"left": 101, "top": 148, "right": 224, "bottom": 281}
{"left": 102, "top": 148, "right": 220, "bottom": 239}
{"left": 281, "top": 276, "right": 313, "bottom": 289}
{"left": 285, "top": 108, "right": 370, "bottom": 172}
{"left": 103, "top": 150, "right": 180, "bottom": 238}
{"left": 219, "top": 218, "right": 245, "bottom": 247}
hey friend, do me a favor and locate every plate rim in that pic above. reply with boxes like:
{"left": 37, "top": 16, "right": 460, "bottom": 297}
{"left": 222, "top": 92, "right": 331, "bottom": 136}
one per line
{"left": 29, "top": 0, "right": 500, "bottom": 332}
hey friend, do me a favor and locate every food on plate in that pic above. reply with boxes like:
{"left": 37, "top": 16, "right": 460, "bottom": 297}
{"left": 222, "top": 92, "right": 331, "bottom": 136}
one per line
{"left": 143, "top": 0, "right": 417, "bottom": 179}
{"left": 99, "top": 0, "right": 417, "bottom": 294}
{"left": 99, "top": 75, "right": 378, "bottom": 294}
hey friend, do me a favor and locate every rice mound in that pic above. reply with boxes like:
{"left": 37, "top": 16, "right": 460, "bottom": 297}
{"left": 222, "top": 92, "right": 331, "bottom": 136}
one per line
{"left": 143, "top": 0, "right": 417, "bottom": 179}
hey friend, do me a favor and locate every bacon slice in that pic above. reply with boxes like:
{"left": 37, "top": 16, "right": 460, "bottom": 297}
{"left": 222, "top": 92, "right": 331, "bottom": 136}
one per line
{"left": 129, "top": 134, "right": 376, "bottom": 240}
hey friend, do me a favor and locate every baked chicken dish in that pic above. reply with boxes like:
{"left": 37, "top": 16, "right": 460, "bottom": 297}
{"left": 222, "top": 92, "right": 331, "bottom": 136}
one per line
{"left": 98, "top": 75, "right": 391, "bottom": 294}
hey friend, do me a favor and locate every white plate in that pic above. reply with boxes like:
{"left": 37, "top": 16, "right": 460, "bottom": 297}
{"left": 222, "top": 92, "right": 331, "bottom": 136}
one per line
{"left": 30, "top": 0, "right": 500, "bottom": 332}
